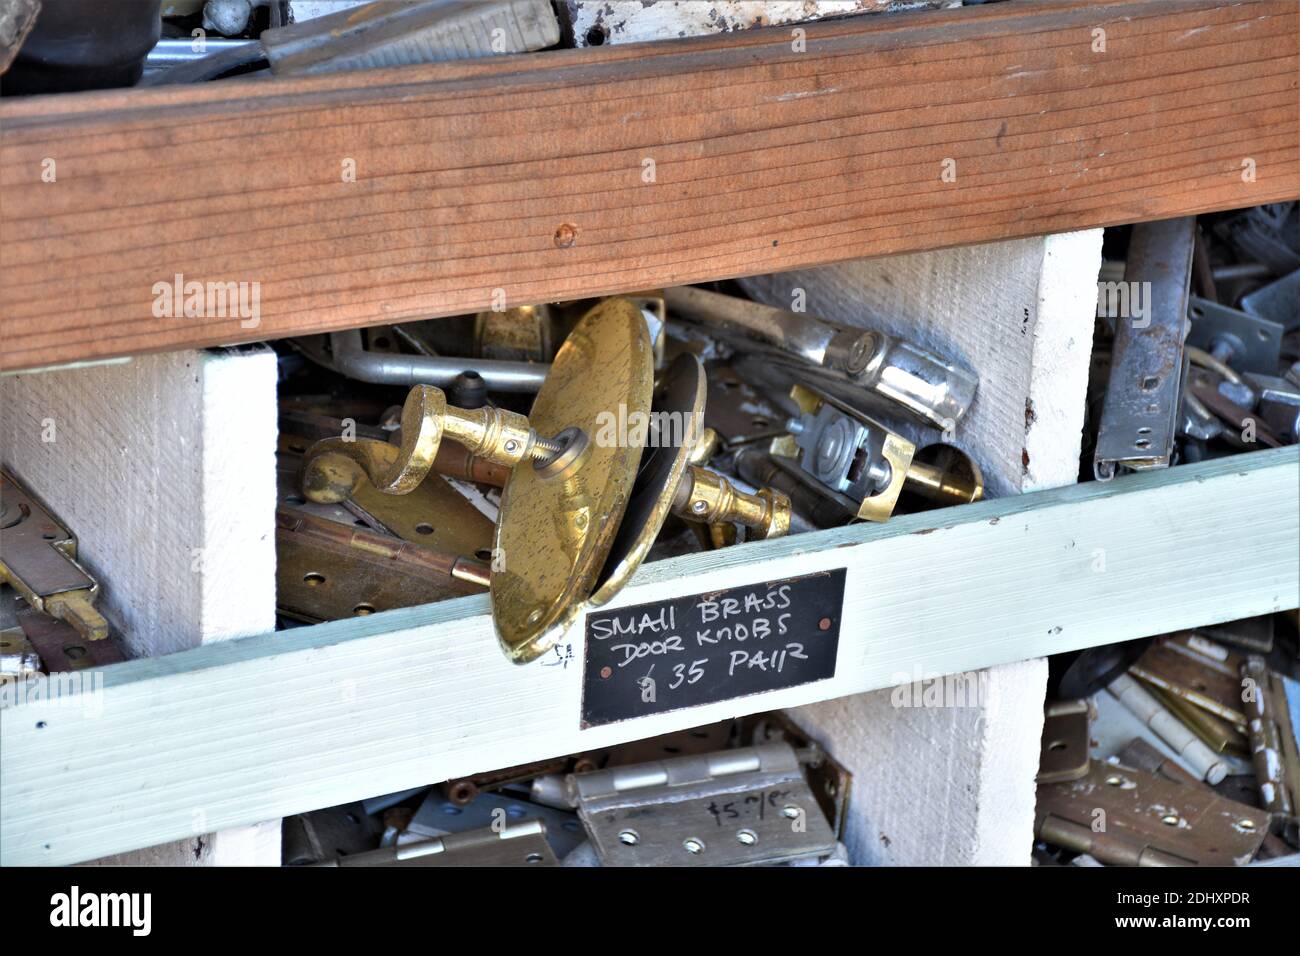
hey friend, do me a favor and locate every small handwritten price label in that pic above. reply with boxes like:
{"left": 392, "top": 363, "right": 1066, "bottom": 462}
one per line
{"left": 580, "top": 569, "right": 845, "bottom": 726}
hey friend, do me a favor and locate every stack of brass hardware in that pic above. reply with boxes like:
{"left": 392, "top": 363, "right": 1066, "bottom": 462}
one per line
{"left": 0, "top": 471, "right": 125, "bottom": 683}
{"left": 283, "top": 713, "right": 850, "bottom": 867}
{"left": 282, "top": 289, "right": 983, "bottom": 663}
{"left": 1033, "top": 613, "right": 1300, "bottom": 866}
{"left": 1089, "top": 202, "right": 1300, "bottom": 480}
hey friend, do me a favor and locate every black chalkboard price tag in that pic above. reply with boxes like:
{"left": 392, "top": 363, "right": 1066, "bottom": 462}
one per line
{"left": 580, "top": 568, "right": 846, "bottom": 727}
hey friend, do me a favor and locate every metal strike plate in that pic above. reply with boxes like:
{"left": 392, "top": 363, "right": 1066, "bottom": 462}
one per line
{"left": 316, "top": 821, "right": 557, "bottom": 867}
{"left": 16, "top": 604, "right": 124, "bottom": 672}
{"left": 568, "top": 743, "right": 836, "bottom": 866}
{"left": 0, "top": 470, "right": 108, "bottom": 643}
{"left": 1038, "top": 700, "right": 1091, "bottom": 784}
{"left": 1094, "top": 217, "right": 1193, "bottom": 477}
{"left": 1035, "top": 761, "right": 1268, "bottom": 866}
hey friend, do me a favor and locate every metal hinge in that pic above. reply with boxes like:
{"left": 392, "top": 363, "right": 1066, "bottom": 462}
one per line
{"left": 566, "top": 742, "right": 837, "bottom": 866}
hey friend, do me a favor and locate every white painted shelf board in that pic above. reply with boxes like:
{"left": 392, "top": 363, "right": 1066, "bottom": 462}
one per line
{"left": 1, "top": 447, "right": 1296, "bottom": 865}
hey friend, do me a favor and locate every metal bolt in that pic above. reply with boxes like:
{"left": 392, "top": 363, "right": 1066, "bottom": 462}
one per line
{"left": 691, "top": 500, "right": 708, "bottom": 514}
{"left": 847, "top": 335, "right": 872, "bottom": 372}
{"left": 529, "top": 433, "right": 567, "bottom": 462}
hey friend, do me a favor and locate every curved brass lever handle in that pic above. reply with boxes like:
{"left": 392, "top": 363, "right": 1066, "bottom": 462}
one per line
{"left": 300, "top": 383, "right": 574, "bottom": 504}
{"left": 300, "top": 385, "right": 444, "bottom": 503}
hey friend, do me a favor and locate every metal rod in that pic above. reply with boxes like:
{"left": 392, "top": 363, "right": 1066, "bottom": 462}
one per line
{"left": 329, "top": 329, "right": 548, "bottom": 393}
{"left": 664, "top": 286, "right": 976, "bottom": 429}
{"left": 146, "top": 38, "right": 258, "bottom": 67}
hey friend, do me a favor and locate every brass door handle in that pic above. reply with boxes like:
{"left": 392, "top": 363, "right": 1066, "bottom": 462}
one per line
{"left": 300, "top": 385, "right": 583, "bottom": 504}
{"left": 297, "top": 303, "right": 795, "bottom": 664}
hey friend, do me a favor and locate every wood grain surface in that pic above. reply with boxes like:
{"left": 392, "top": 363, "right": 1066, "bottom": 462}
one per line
{"left": 1, "top": 0, "right": 1297, "bottom": 371}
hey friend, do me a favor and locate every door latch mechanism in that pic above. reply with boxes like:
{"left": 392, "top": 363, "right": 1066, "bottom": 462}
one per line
{"left": 770, "top": 385, "right": 983, "bottom": 522}
{"left": 0, "top": 470, "right": 109, "bottom": 644}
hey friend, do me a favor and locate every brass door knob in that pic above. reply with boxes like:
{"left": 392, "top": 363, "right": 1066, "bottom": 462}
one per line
{"left": 298, "top": 304, "right": 794, "bottom": 664}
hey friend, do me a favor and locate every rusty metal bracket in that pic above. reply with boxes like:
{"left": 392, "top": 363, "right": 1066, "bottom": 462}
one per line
{"left": 1094, "top": 217, "right": 1194, "bottom": 478}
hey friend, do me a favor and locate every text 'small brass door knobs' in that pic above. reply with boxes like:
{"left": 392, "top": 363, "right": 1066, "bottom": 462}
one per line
{"left": 300, "top": 299, "right": 793, "bottom": 665}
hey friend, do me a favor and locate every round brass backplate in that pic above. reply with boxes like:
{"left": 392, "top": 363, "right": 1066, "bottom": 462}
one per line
{"left": 492, "top": 298, "right": 654, "bottom": 663}
{"left": 588, "top": 353, "right": 705, "bottom": 606}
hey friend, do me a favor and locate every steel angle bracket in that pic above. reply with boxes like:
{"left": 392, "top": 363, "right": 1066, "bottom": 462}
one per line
{"left": 567, "top": 742, "right": 836, "bottom": 866}
{"left": 1094, "top": 217, "right": 1195, "bottom": 479}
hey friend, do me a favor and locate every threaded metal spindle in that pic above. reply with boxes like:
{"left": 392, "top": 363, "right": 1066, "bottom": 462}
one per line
{"left": 529, "top": 434, "right": 567, "bottom": 462}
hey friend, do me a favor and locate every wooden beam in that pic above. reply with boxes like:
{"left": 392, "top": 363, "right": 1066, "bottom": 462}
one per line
{"left": 2, "top": 447, "right": 1296, "bottom": 865}
{"left": 1, "top": 0, "right": 1296, "bottom": 372}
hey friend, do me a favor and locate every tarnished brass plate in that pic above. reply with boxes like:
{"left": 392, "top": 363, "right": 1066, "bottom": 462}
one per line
{"left": 493, "top": 298, "right": 653, "bottom": 663}
{"left": 589, "top": 353, "right": 705, "bottom": 606}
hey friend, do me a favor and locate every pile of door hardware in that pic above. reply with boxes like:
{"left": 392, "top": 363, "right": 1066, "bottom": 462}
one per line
{"left": 282, "top": 713, "right": 849, "bottom": 867}
{"left": 1088, "top": 202, "right": 1300, "bottom": 480}
{"left": 276, "top": 287, "right": 983, "bottom": 663}
{"left": 1034, "top": 612, "right": 1300, "bottom": 866}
